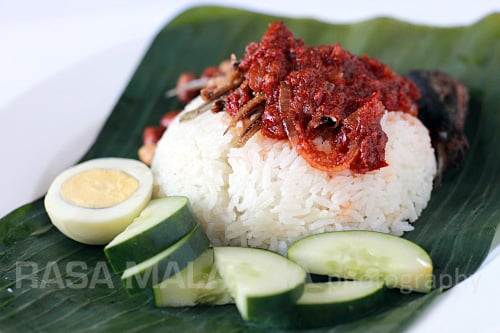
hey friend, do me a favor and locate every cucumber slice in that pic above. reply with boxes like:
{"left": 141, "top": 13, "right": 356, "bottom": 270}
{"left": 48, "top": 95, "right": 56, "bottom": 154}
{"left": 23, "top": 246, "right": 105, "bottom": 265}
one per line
{"left": 121, "top": 223, "right": 209, "bottom": 295}
{"left": 153, "top": 248, "right": 232, "bottom": 307}
{"left": 213, "top": 246, "right": 306, "bottom": 321}
{"left": 285, "top": 280, "right": 385, "bottom": 328}
{"left": 288, "top": 231, "right": 433, "bottom": 293}
{"left": 105, "top": 196, "right": 198, "bottom": 273}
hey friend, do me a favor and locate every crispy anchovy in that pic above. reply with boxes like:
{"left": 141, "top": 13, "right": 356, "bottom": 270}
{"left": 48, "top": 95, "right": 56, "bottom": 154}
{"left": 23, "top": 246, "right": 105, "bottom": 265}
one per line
{"left": 179, "top": 99, "right": 217, "bottom": 122}
{"left": 235, "top": 108, "right": 264, "bottom": 147}
{"left": 211, "top": 99, "right": 226, "bottom": 113}
{"left": 224, "top": 93, "right": 266, "bottom": 135}
{"left": 164, "top": 77, "right": 210, "bottom": 98}
{"left": 201, "top": 76, "right": 243, "bottom": 101}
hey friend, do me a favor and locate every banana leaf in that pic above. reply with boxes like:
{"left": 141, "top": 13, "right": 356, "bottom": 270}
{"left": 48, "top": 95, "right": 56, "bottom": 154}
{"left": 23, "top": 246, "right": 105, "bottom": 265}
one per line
{"left": 1, "top": 6, "right": 499, "bottom": 332}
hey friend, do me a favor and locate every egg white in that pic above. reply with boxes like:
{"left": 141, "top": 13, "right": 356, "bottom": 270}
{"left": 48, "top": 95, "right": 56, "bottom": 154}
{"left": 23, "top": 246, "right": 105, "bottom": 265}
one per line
{"left": 44, "top": 157, "right": 153, "bottom": 245}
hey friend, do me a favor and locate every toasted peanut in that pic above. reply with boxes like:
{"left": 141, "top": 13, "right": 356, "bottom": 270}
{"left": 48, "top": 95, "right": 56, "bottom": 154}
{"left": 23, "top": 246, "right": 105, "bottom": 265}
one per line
{"left": 138, "top": 144, "right": 156, "bottom": 166}
{"left": 143, "top": 126, "right": 165, "bottom": 145}
{"left": 218, "top": 59, "right": 233, "bottom": 74}
{"left": 201, "top": 66, "right": 221, "bottom": 78}
{"left": 176, "top": 72, "right": 198, "bottom": 104}
{"left": 160, "top": 111, "right": 181, "bottom": 128}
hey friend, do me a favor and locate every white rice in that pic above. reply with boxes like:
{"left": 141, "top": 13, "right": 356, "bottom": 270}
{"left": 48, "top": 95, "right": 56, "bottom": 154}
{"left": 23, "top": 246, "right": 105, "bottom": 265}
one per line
{"left": 151, "top": 98, "right": 436, "bottom": 254}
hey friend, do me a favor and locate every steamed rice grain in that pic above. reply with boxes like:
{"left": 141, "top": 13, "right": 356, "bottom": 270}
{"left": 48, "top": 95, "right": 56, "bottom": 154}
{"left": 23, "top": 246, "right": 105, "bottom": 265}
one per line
{"left": 151, "top": 99, "right": 436, "bottom": 254}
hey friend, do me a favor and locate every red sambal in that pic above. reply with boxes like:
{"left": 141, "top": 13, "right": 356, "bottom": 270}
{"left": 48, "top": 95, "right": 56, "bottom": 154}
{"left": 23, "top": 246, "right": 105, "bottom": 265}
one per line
{"left": 222, "top": 22, "right": 420, "bottom": 173}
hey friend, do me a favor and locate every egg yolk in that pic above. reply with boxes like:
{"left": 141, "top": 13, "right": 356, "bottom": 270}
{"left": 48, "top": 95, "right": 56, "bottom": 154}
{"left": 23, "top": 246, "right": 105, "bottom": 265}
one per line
{"left": 60, "top": 168, "right": 139, "bottom": 209}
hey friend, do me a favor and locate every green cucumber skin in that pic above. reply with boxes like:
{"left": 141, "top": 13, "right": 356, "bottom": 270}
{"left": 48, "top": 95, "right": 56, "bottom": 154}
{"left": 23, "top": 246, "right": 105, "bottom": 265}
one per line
{"left": 121, "top": 224, "right": 209, "bottom": 295}
{"left": 213, "top": 247, "right": 307, "bottom": 322}
{"left": 258, "top": 281, "right": 386, "bottom": 329}
{"left": 153, "top": 248, "right": 233, "bottom": 307}
{"left": 105, "top": 197, "right": 198, "bottom": 273}
{"left": 288, "top": 231, "right": 433, "bottom": 293}
{"left": 285, "top": 282, "right": 386, "bottom": 329}
{"left": 244, "top": 283, "right": 305, "bottom": 321}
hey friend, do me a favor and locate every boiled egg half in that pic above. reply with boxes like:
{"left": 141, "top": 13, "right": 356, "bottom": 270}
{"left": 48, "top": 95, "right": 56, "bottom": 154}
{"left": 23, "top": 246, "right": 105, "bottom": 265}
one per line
{"left": 44, "top": 157, "right": 153, "bottom": 245}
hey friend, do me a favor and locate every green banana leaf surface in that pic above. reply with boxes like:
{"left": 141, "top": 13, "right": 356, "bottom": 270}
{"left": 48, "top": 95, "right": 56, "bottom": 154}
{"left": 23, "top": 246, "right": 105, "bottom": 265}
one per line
{"left": 1, "top": 6, "right": 499, "bottom": 333}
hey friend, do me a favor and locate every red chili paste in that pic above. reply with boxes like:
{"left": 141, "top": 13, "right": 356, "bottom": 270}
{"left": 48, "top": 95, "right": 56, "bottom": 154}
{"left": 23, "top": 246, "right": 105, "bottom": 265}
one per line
{"left": 225, "top": 22, "right": 420, "bottom": 173}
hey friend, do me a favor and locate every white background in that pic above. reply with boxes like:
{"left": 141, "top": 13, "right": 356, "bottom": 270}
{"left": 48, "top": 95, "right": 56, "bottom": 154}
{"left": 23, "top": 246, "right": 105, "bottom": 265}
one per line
{"left": 0, "top": 1, "right": 499, "bottom": 332}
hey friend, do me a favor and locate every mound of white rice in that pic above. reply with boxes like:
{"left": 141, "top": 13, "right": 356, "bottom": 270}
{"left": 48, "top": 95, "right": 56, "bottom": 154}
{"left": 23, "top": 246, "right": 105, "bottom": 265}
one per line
{"left": 151, "top": 98, "right": 436, "bottom": 254}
